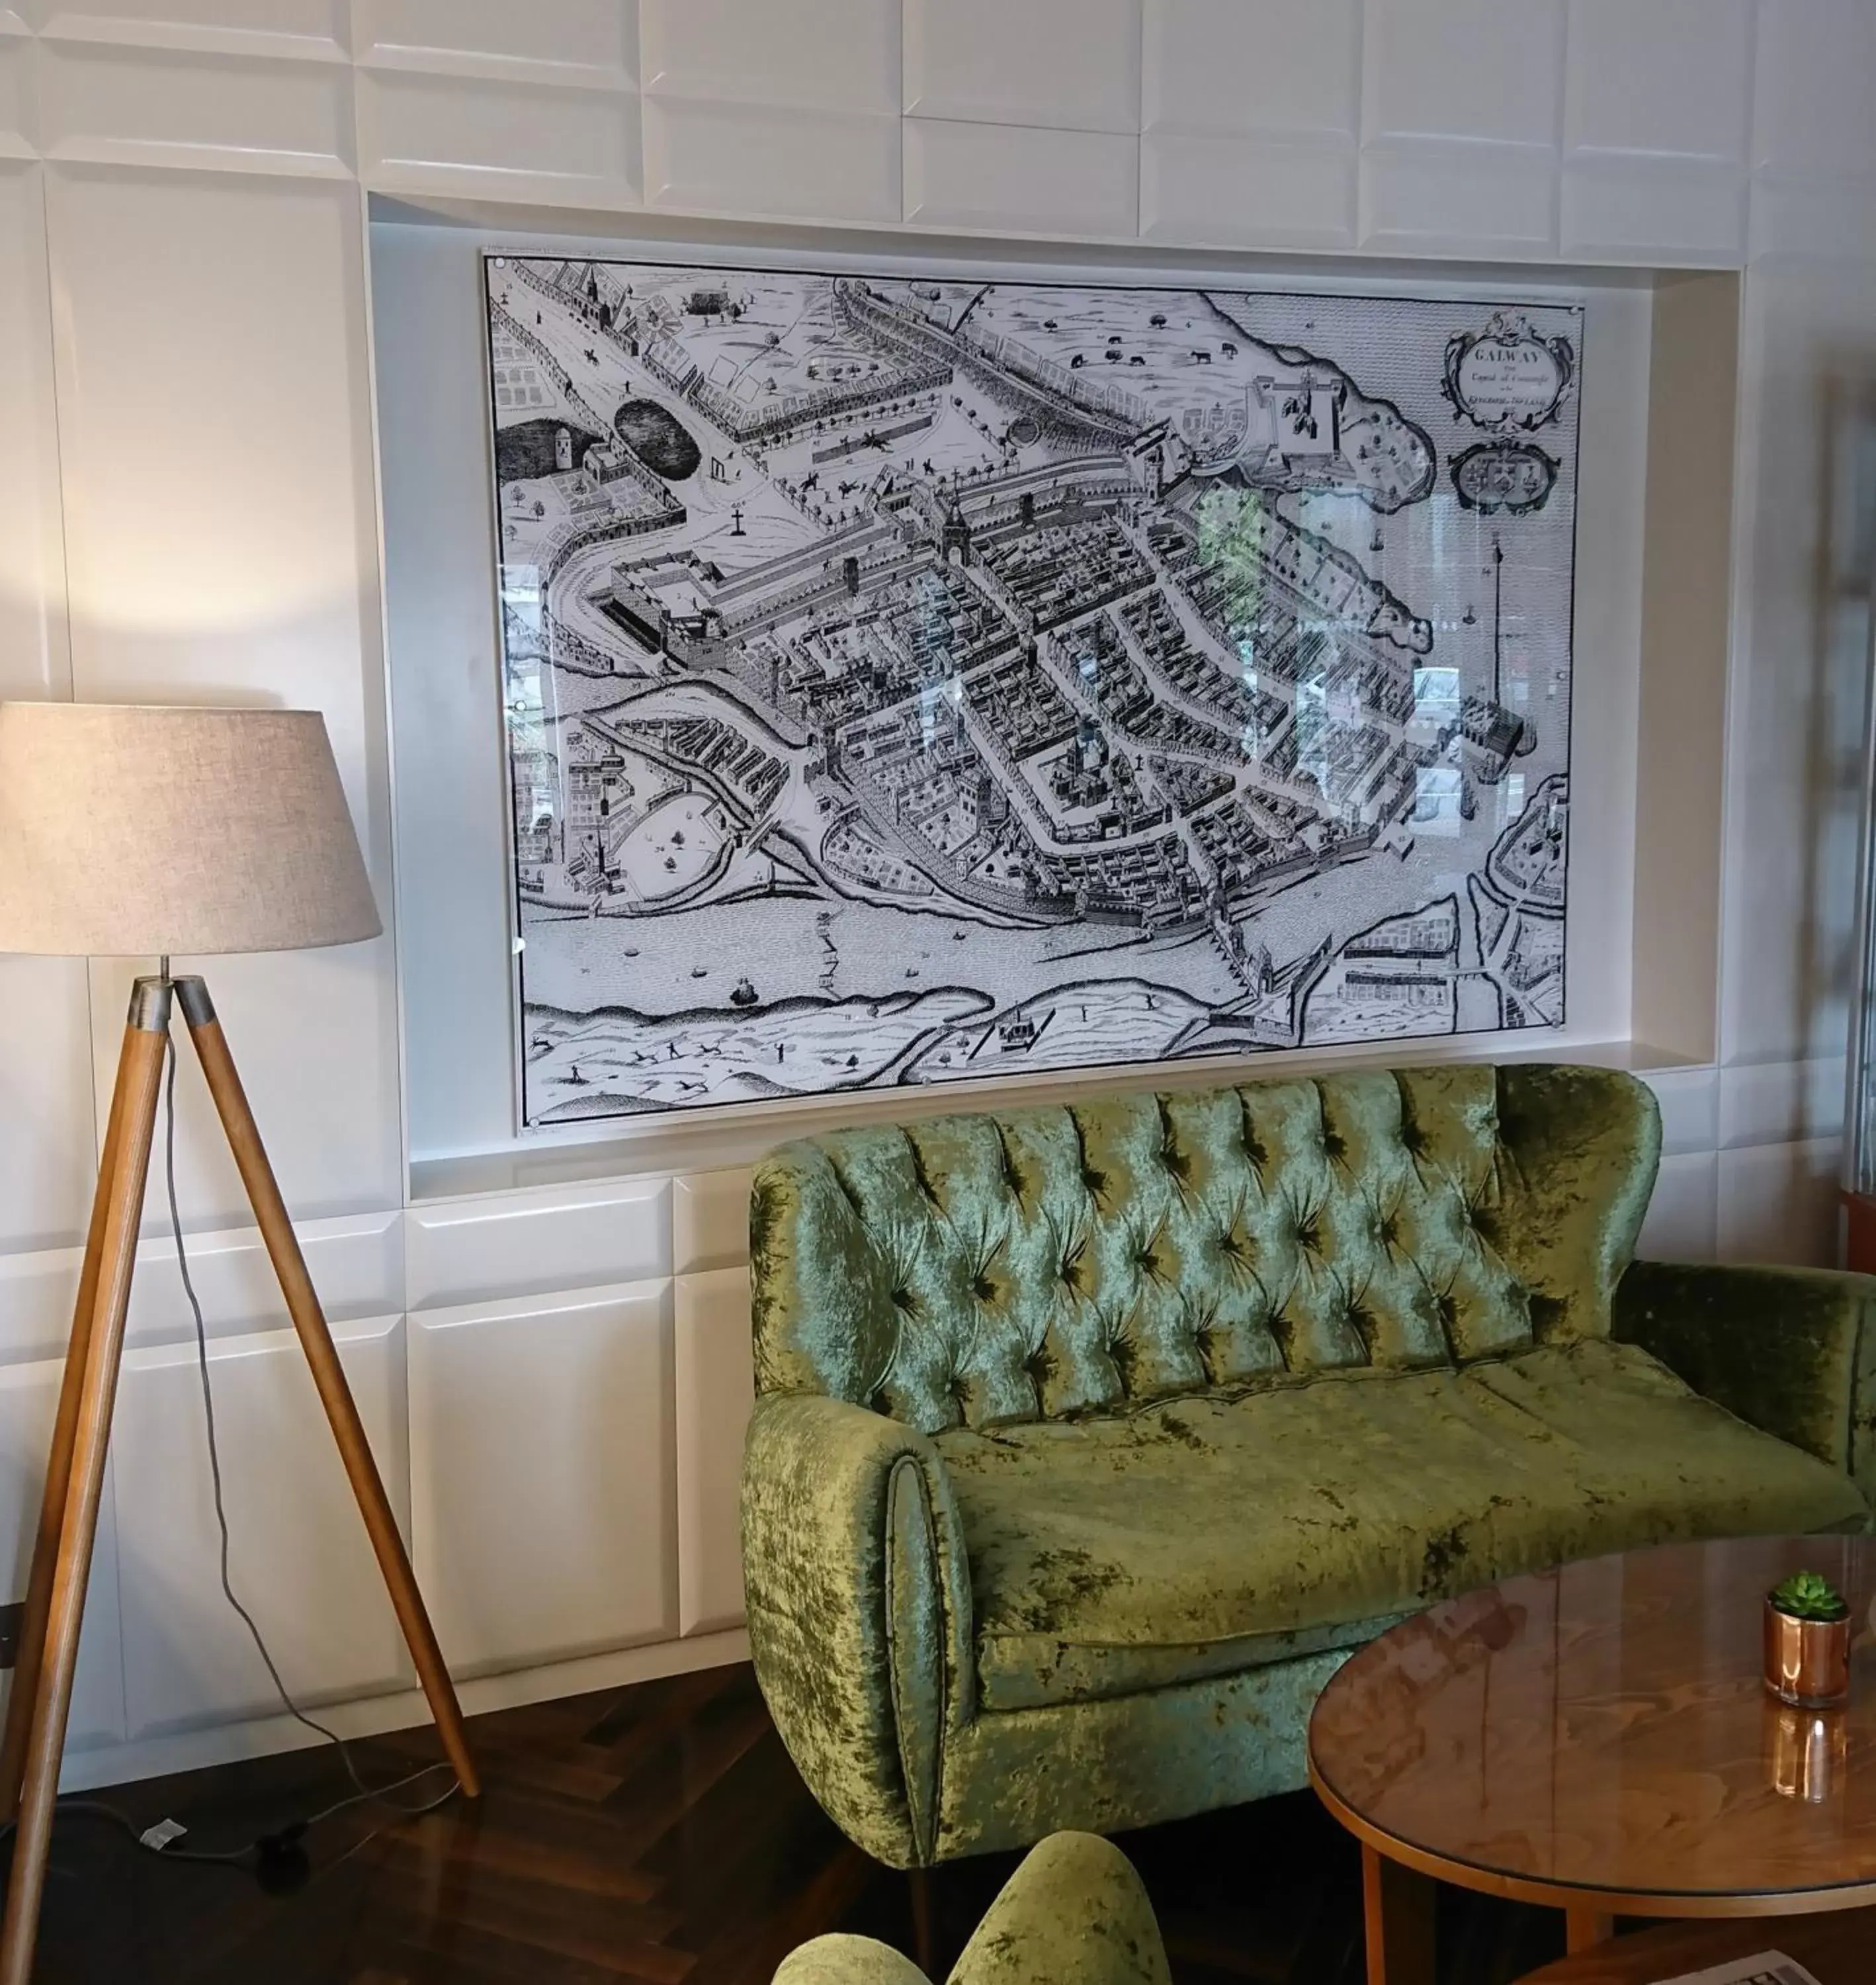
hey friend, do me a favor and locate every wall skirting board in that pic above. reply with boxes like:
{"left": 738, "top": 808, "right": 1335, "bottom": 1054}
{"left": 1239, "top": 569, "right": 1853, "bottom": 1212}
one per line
{"left": 0, "top": 1, "right": 1871, "bottom": 1786}
{"left": 56, "top": 1628, "right": 751, "bottom": 1796}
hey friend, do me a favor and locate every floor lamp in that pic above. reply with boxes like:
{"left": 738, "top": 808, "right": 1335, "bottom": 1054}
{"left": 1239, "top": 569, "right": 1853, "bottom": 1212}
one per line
{"left": 0, "top": 703, "right": 477, "bottom": 1984}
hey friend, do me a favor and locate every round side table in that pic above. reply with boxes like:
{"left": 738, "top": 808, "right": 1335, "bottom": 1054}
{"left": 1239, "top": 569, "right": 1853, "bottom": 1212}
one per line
{"left": 1307, "top": 1536, "right": 1876, "bottom": 1984}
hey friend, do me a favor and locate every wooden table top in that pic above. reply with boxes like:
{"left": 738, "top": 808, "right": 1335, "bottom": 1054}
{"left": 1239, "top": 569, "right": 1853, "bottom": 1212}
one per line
{"left": 1307, "top": 1536, "right": 1876, "bottom": 1919}
{"left": 1515, "top": 1908, "right": 1873, "bottom": 1981}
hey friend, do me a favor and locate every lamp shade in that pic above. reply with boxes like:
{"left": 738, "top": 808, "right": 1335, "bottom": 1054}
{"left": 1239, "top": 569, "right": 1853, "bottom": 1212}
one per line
{"left": 0, "top": 703, "right": 382, "bottom": 957}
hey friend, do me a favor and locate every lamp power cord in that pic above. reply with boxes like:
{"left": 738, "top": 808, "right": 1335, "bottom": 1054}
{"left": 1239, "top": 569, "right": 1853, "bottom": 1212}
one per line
{"left": 2, "top": 1032, "right": 461, "bottom": 1887}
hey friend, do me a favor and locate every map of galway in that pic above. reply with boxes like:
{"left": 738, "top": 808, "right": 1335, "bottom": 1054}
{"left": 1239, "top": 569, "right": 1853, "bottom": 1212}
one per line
{"left": 482, "top": 258, "right": 1579, "bottom": 1126}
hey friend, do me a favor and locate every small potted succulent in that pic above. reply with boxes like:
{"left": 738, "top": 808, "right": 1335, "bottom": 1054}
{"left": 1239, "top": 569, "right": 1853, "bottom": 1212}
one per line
{"left": 1764, "top": 1569, "right": 1853, "bottom": 1708}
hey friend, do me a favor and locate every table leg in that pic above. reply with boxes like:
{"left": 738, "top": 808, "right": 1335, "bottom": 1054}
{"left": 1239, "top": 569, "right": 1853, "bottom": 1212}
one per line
{"left": 1361, "top": 1844, "right": 1435, "bottom": 1985}
{"left": 1566, "top": 1908, "right": 1615, "bottom": 1953}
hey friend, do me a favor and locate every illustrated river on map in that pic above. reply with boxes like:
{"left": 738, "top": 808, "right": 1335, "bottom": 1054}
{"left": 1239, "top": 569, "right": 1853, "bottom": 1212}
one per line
{"left": 482, "top": 260, "right": 1578, "bottom": 1125}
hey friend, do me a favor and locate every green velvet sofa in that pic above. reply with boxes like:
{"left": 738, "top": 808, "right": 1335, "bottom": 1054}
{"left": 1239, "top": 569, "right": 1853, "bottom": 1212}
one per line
{"left": 776, "top": 1832, "right": 1167, "bottom": 1985}
{"left": 741, "top": 1063, "right": 1875, "bottom": 1870}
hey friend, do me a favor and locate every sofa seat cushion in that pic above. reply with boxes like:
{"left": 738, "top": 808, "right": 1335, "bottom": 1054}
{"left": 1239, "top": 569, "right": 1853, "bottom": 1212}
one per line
{"left": 936, "top": 1340, "right": 1869, "bottom": 1714}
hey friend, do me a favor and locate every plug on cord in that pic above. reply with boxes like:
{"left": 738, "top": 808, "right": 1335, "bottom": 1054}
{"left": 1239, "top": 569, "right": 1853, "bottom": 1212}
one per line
{"left": 253, "top": 1821, "right": 311, "bottom": 1894}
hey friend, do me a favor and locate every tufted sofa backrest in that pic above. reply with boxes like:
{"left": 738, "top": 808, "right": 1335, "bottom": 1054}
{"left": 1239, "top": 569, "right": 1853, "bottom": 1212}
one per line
{"left": 748, "top": 1063, "right": 1660, "bottom": 1436}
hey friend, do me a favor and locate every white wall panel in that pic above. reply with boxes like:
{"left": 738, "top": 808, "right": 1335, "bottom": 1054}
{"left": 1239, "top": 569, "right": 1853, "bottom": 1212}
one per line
{"left": 112, "top": 1313, "right": 410, "bottom": 1736}
{"left": 1753, "top": 0, "right": 1876, "bottom": 186}
{"left": 1641, "top": 1065, "right": 1721, "bottom": 1159}
{"left": 46, "top": 165, "right": 401, "bottom": 1228}
{"left": 644, "top": 97, "right": 900, "bottom": 225}
{"left": 354, "top": 0, "right": 635, "bottom": 85}
{"left": 0, "top": 961, "right": 93, "bottom": 1261}
{"left": 36, "top": 0, "right": 346, "bottom": 60}
{"left": 1635, "top": 1149, "right": 1717, "bottom": 1262}
{"left": 1716, "top": 1137, "right": 1841, "bottom": 1268}
{"left": 408, "top": 1281, "right": 675, "bottom": 1675}
{"left": 1359, "top": 147, "right": 1556, "bottom": 257}
{"left": 0, "top": 1247, "right": 80, "bottom": 1366}
{"left": 642, "top": 0, "right": 897, "bottom": 114}
{"left": 1363, "top": 0, "right": 1563, "bottom": 152}
{"left": 1143, "top": 0, "right": 1357, "bottom": 142}
{"left": 40, "top": 171, "right": 385, "bottom": 663}
{"left": 1560, "top": 162, "right": 1745, "bottom": 267}
{"left": 904, "top": 118, "right": 1139, "bottom": 239}
{"left": 34, "top": 40, "right": 353, "bottom": 172}
{"left": 672, "top": 1168, "right": 752, "bottom": 1276}
{"left": 0, "top": 1214, "right": 402, "bottom": 1366}
{"left": 125, "top": 1210, "right": 403, "bottom": 1341}
{"left": 674, "top": 1266, "right": 751, "bottom": 1636}
{"left": 904, "top": 0, "right": 1141, "bottom": 134}
{"left": 1718, "top": 1057, "right": 1847, "bottom": 1153}
{"left": 357, "top": 68, "right": 640, "bottom": 206}
{"left": 1140, "top": 133, "right": 1357, "bottom": 249}
{"left": 404, "top": 1177, "right": 669, "bottom": 1311}
{"left": 1564, "top": 0, "right": 1750, "bottom": 166}
{"left": 0, "top": 1359, "right": 124, "bottom": 1754}
{"left": 0, "top": 32, "right": 29, "bottom": 149}
{"left": 0, "top": 1215, "right": 399, "bottom": 1374}
{"left": 1750, "top": 177, "right": 1876, "bottom": 265}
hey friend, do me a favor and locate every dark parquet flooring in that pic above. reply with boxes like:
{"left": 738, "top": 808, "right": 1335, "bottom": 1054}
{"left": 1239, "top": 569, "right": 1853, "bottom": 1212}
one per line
{"left": 13, "top": 1663, "right": 1568, "bottom": 1985}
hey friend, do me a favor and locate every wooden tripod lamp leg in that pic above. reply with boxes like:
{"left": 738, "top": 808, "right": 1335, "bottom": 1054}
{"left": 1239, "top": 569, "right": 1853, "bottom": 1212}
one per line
{"left": 0, "top": 982, "right": 172, "bottom": 1985}
{"left": 173, "top": 977, "right": 478, "bottom": 1799}
{"left": 0, "top": 1038, "right": 133, "bottom": 1823}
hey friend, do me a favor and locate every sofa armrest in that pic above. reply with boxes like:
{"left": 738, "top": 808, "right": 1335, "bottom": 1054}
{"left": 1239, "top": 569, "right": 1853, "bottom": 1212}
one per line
{"left": 951, "top": 1833, "right": 1171, "bottom": 1985}
{"left": 1613, "top": 1258, "right": 1876, "bottom": 1498}
{"left": 741, "top": 1392, "right": 974, "bottom": 1868}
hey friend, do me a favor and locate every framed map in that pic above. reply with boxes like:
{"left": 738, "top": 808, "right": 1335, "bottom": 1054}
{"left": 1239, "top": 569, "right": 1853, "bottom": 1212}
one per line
{"left": 483, "top": 256, "right": 1579, "bottom": 1128}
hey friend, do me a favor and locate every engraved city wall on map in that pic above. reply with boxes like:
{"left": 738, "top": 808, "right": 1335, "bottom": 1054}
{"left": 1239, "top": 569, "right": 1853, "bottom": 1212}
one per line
{"left": 484, "top": 261, "right": 1577, "bottom": 1125}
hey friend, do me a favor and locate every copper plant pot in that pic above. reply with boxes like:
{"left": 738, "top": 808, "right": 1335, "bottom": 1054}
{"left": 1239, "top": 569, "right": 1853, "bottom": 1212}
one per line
{"left": 1764, "top": 1597, "right": 1852, "bottom": 1708}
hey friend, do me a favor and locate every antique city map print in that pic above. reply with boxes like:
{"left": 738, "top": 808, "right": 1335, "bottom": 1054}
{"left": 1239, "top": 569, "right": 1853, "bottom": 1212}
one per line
{"left": 484, "top": 258, "right": 1578, "bottom": 1126}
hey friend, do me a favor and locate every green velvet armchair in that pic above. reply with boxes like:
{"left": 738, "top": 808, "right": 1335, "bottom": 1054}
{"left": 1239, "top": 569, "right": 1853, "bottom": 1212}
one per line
{"left": 742, "top": 1064, "right": 1873, "bottom": 1869}
{"left": 775, "top": 1833, "right": 1168, "bottom": 1985}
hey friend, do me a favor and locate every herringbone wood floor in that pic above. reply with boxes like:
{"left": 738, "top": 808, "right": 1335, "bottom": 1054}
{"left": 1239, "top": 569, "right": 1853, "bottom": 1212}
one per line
{"left": 12, "top": 1664, "right": 1566, "bottom": 1984}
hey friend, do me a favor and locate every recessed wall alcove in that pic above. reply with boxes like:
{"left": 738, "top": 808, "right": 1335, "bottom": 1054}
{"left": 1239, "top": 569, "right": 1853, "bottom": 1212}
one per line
{"left": 368, "top": 200, "right": 1737, "bottom": 1204}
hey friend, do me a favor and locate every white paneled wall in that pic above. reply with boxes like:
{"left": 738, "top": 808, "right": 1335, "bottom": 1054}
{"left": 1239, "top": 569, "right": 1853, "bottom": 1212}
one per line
{"left": 675, "top": 1265, "right": 754, "bottom": 1638}
{"left": 112, "top": 1315, "right": 411, "bottom": 1736}
{"left": 403, "top": 1178, "right": 668, "bottom": 1311}
{"left": 0, "top": 0, "right": 1863, "bottom": 1787}
{"left": 408, "top": 1280, "right": 675, "bottom": 1675}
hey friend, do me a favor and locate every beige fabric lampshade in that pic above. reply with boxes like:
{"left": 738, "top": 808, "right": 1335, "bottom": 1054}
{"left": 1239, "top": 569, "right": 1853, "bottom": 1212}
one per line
{"left": 0, "top": 703, "right": 382, "bottom": 957}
